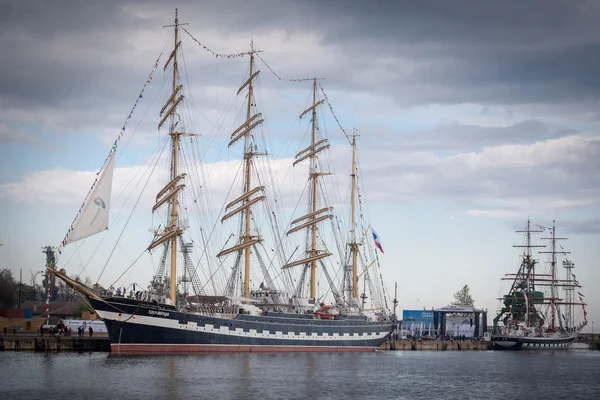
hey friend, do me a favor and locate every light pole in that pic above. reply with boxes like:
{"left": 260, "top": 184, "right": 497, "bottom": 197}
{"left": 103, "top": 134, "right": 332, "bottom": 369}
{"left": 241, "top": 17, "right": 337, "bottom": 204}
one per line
{"left": 18, "top": 269, "right": 22, "bottom": 308}
{"left": 593, "top": 321, "right": 595, "bottom": 341}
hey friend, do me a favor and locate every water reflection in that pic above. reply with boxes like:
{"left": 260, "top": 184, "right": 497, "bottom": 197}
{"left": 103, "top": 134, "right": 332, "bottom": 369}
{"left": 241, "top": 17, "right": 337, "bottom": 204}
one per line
{"left": 1, "top": 351, "right": 599, "bottom": 399}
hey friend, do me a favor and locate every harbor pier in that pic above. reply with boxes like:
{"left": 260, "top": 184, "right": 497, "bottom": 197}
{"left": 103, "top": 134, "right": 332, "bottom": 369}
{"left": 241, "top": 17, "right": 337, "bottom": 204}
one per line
{"left": 0, "top": 334, "right": 109, "bottom": 352}
{"left": 382, "top": 339, "right": 492, "bottom": 351}
{"left": 2, "top": 335, "right": 596, "bottom": 352}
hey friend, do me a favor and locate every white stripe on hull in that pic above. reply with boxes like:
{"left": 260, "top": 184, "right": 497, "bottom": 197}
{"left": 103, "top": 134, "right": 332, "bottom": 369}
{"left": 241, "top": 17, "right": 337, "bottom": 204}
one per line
{"left": 492, "top": 335, "right": 575, "bottom": 350}
{"left": 111, "top": 343, "right": 378, "bottom": 354}
{"left": 520, "top": 341, "right": 572, "bottom": 349}
{"left": 97, "top": 310, "right": 390, "bottom": 342}
{"left": 494, "top": 340, "right": 519, "bottom": 349}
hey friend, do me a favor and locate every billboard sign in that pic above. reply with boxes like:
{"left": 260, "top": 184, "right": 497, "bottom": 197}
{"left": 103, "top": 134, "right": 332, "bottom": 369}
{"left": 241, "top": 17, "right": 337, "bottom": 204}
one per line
{"left": 60, "top": 319, "right": 107, "bottom": 333}
{"left": 402, "top": 310, "right": 433, "bottom": 322}
{"left": 402, "top": 310, "right": 435, "bottom": 337}
{"left": 434, "top": 305, "right": 475, "bottom": 312}
{"left": 446, "top": 316, "right": 475, "bottom": 338}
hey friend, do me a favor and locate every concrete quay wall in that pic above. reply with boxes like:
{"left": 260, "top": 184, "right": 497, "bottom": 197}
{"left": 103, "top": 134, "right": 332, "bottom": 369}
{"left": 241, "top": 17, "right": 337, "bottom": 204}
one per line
{"left": 0, "top": 335, "right": 110, "bottom": 352}
{"left": 3, "top": 336, "right": 595, "bottom": 352}
{"left": 381, "top": 339, "right": 492, "bottom": 351}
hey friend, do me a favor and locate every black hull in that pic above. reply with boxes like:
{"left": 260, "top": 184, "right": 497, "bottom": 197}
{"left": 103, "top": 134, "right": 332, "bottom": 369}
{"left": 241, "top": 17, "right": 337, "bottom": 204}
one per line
{"left": 88, "top": 297, "right": 393, "bottom": 353}
{"left": 492, "top": 334, "right": 576, "bottom": 350}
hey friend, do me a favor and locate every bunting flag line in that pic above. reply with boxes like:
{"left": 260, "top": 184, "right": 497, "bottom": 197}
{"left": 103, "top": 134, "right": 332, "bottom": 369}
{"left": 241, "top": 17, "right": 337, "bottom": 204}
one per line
{"left": 318, "top": 82, "right": 351, "bottom": 145}
{"left": 45, "top": 269, "right": 52, "bottom": 305}
{"left": 356, "top": 171, "right": 365, "bottom": 221}
{"left": 572, "top": 273, "right": 580, "bottom": 286}
{"left": 578, "top": 291, "right": 585, "bottom": 297}
{"left": 54, "top": 51, "right": 163, "bottom": 258}
{"left": 254, "top": 52, "right": 352, "bottom": 143}
{"left": 255, "top": 53, "right": 314, "bottom": 82}
{"left": 181, "top": 30, "right": 353, "bottom": 144}
{"left": 182, "top": 27, "right": 253, "bottom": 58}
{"left": 558, "top": 244, "right": 571, "bottom": 257}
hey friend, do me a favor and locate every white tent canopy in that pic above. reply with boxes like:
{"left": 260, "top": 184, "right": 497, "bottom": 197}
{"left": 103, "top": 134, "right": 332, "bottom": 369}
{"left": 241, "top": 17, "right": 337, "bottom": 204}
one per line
{"left": 434, "top": 304, "right": 484, "bottom": 313}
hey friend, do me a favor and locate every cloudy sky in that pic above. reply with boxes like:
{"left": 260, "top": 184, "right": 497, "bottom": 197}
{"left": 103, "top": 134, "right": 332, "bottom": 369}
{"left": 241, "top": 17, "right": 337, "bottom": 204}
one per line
{"left": 0, "top": 0, "right": 598, "bottom": 330}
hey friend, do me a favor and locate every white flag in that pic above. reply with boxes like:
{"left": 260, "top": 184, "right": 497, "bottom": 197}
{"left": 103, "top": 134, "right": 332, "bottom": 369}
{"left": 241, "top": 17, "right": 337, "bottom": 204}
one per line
{"left": 67, "top": 156, "right": 114, "bottom": 244}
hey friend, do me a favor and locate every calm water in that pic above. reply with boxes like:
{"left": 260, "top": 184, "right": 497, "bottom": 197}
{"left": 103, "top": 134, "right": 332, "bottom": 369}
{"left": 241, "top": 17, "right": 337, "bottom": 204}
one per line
{"left": 1, "top": 350, "right": 598, "bottom": 399}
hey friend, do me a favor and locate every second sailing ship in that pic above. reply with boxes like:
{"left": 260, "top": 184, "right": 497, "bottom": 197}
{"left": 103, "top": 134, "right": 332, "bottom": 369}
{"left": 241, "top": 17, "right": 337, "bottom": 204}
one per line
{"left": 491, "top": 220, "right": 587, "bottom": 350}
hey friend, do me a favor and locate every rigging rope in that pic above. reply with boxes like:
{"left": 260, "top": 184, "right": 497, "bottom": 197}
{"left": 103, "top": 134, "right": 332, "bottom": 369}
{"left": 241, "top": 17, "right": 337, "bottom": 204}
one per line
{"left": 72, "top": 78, "right": 168, "bottom": 281}
{"left": 255, "top": 53, "right": 314, "bottom": 82}
{"left": 253, "top": 51, "right": 351, "bottom": 145}
{"left": 56, "top": 51, "right": 164, "bottom": 258}
{"left": 73, "top": 137, "right": 167, "bottom": 281}
{"left": 95, "top": 138, "right": 169, "bottom": 284}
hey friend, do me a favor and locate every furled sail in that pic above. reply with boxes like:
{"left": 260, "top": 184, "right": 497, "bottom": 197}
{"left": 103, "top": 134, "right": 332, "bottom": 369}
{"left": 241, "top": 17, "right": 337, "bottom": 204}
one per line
{"left": 66, "top": 156, "right": 115, "bottom": 244}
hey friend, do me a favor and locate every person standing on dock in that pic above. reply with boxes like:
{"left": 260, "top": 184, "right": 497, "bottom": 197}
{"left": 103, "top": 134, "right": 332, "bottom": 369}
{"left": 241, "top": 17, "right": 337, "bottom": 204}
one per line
{"left": 88, "top": 326, "right": 93, "bottom": 337}
{"left": 13, "top": 327, "right": 16, "bottom": 336}
{"left": 3, "top": 326, "right": 6, "bottom": 336}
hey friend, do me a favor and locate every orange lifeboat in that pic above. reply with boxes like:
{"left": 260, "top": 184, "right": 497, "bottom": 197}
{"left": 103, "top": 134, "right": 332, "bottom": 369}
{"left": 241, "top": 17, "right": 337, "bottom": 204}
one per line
{"left": 313, "top": 310, "right": 336, "bottom": 319}
{"left": 314, "top": 303, "right": 338, "bottom": 319}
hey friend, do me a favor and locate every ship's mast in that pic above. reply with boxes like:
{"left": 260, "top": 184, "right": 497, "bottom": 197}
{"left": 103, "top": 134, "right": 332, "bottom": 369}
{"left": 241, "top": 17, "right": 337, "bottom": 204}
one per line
{"left": 540, "top": 220, "right": 567, "bottom": 330}
{"left": 562, "top": 259, "right": 575, "bottom": 328}
{"left": 284, "top": 77, "right": 331, "bottom": 300}
{"left": 514, "top": 219, "right": 544, "bottom": 327}
{"left": 243, "top": 46, "right": 255, "bottom": 300}
{"left": 148, "top": 9, "right": 192, "bottom": 305}
{"left": 549, "top": 224, "right": 558, "bottom": 329}
{"left": 309, "top": 78, "right": 319, "bottom": 299}
{"left": 168, "top": 11, "right": 181, "bottom": 305}
{"left": 350, "top": 132, "right": 359, "bottom": 300}
{"left": 217, "top": 41, "right": 265, "bottom": 301}
{"left": 360, "top": 278, "right": 367, "bottom": 309}
{"left": 392, "top": 282, "right": 399, "bottom": 319}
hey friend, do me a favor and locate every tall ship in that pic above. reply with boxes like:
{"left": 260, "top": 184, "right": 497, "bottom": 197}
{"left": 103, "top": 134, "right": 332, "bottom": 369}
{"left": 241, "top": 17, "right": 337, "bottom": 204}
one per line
{"left": 48, "top": 10, "right": 394, "bottom": 353}
{"left": 492, "top": 220, "right": 588, "bottom": 350}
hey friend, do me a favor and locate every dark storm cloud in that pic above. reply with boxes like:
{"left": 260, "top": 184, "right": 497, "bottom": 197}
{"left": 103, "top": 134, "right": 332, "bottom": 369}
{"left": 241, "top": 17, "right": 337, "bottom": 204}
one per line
{"left": 383, "top": 119, "right": 572, "bottom": 152}
{"left": 0, "top": 1, "right": 141, "bottom": 108}
{"left": 0, "top": 1, "right": 134, "bottom": 37}
{"left": 322, "top": 0, "right": 587, "bottom": 47}
{"left": 329, "top": 0, "right": 600, "bottom": 106}
{"left": 217, "top": 0, "right": 600, "bottom": 107}
{"left": 2, "top": 0, "right": 600, "bottom": 112}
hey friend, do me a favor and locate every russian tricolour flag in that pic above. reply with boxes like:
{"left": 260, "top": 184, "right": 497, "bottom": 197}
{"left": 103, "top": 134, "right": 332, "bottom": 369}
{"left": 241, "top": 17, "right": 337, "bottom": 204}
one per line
{"left": 372, "top": 228, "right": 384, "bottom": 253}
